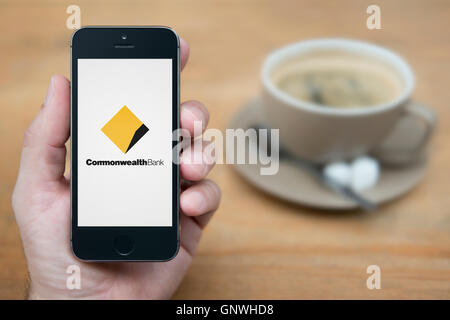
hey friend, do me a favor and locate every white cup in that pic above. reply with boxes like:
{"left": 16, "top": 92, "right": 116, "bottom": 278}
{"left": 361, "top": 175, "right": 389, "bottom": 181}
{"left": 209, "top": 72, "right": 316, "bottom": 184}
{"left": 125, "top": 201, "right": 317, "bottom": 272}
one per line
{"left": 261, "top": 38, "right": 435, "bottom": 164}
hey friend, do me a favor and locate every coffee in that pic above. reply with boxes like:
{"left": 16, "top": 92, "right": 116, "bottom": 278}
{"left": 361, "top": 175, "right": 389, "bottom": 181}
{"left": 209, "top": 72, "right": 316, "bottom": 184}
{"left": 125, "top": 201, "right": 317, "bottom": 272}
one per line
{"left": 272, "top": 50, "right": 404, "bottom": 108}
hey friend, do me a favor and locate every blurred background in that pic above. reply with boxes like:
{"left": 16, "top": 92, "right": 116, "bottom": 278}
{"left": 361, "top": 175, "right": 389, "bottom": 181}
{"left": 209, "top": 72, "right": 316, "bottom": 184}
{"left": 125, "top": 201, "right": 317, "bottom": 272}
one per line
{"left": 0, "top": 0, "right": 449, "bottom": 299}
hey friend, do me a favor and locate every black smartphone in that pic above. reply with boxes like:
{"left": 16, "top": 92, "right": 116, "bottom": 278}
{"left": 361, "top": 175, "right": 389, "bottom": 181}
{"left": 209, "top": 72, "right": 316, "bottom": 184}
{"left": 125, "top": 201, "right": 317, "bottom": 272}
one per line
{"left": 70, "top": 27, "right": 180, "bottom": 261}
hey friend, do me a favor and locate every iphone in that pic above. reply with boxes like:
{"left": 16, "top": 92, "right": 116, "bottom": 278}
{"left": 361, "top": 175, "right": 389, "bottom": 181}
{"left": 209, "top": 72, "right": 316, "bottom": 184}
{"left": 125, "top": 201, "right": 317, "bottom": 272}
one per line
{"left": 71, "top": 27, "right": 179, "bottom": 261}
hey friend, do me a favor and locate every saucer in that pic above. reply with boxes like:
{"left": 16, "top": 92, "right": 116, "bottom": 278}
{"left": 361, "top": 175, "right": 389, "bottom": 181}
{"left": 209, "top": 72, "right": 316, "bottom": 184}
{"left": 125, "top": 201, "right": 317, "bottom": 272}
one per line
{"left": 228, "top": 98, "right": 428, "bottom": 210}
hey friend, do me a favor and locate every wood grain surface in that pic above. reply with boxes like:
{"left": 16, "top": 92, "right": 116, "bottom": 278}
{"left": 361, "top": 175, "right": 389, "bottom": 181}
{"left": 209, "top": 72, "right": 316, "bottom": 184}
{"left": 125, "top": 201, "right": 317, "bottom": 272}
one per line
{"left": 0, "top": 0, "right": 449, "bottom": 299}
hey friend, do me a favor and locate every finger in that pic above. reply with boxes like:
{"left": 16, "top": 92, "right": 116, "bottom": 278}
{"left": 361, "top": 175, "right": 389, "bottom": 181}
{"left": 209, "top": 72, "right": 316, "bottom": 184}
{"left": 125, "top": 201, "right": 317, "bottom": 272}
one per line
{"left": 179, "top": 213, "right": 202, "bottom": 257}
{"left": 24, "top": 75, "right": 70, "bottom": 149}
{"left": 180, "top": 141, "right": 215, "bottom": 181}
{"left": 19, "top": 75, "right": 70, "bottom": 183}
{"left": 180, "top": 100, "right": 209, "bottom": 137}
{"left": 180, "top": 37, "right": 190, "bottom": 71}
{"left": 191, "top": 208, "right": 216, "bottom": 230}
{"left": 180, "top": 179, "right": 221, "bottom": 228}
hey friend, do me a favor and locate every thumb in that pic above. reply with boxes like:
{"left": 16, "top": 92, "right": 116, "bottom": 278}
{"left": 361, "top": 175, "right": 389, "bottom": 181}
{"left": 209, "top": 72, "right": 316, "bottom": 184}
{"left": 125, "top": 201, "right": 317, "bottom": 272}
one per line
{"left": 18, "top": 75, "right": 70, "bottom": 185}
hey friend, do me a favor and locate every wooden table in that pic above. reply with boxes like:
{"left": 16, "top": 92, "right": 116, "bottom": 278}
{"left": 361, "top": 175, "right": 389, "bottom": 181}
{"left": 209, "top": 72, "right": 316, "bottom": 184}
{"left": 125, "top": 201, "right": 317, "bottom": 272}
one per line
{"left": 1, "top": 0, "right": 449, "bottom": 299}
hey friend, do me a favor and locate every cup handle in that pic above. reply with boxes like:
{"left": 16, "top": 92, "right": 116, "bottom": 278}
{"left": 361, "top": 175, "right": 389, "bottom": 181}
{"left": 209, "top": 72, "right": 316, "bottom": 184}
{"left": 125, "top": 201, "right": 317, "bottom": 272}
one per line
{"left": 373, "top": 101, "right": 436, "bottom": 165}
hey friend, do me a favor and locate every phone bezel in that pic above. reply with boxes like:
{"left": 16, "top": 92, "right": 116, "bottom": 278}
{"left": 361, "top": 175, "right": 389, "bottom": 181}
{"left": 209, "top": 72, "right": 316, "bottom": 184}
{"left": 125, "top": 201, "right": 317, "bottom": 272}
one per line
{"left": 70, "top": 27, "right": 180, "bottom": 261}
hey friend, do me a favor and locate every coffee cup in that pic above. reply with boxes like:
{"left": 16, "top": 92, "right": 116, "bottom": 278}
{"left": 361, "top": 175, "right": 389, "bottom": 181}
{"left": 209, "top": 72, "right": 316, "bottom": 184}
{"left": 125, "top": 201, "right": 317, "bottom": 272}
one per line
{"left": 261, "top": 38, "right": 435, "bottom": 164}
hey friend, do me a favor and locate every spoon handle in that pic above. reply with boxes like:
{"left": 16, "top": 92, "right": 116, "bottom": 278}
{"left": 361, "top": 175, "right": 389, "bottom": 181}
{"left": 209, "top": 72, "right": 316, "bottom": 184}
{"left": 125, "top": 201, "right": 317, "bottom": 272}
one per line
{"left": 252, "top": 125, "right": 377, "bottom": 211}
{"left": 286, "top": 155, "right": 377, "bottom": 212}
{"left": 322, "top": 175, "right": 377, "bottom": 211}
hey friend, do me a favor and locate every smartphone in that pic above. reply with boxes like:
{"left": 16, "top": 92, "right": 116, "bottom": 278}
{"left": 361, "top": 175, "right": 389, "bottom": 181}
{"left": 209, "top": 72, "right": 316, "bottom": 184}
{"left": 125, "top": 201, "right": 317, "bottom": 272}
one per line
{"left": 71, "top": 27, "right": 180, "bottom": 261}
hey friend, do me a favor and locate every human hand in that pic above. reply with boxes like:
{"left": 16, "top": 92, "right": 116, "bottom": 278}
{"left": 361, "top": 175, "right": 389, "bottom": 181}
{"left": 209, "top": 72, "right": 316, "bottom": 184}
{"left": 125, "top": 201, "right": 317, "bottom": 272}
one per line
{"left": 12, "top": 39, "right": 221, "bottom": 299}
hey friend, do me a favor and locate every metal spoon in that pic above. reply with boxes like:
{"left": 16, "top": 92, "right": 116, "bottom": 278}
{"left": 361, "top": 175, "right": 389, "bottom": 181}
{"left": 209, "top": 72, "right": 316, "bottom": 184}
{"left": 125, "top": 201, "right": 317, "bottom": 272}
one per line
{"left": 252, "top": 125, "right": 377, "bottom": 211}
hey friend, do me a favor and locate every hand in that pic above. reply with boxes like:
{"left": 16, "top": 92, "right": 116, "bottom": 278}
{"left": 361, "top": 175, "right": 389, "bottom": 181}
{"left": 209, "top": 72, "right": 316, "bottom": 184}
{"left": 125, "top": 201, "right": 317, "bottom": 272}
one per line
{"left": 12, "top": 39, "right": 221, "bottom": 299}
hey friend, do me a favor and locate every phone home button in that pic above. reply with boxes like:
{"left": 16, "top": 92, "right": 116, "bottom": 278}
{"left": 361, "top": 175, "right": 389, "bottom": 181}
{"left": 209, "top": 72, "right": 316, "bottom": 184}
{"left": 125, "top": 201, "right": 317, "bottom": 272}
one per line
{"left": 113, "top": 235, "right": 135, "bottom": 256}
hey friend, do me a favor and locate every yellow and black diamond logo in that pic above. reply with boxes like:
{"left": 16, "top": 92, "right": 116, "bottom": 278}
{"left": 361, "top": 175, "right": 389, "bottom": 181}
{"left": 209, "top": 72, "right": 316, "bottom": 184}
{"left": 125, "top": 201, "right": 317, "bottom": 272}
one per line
{"left": 101, "top": 106, "right": 149, "bottom": 153}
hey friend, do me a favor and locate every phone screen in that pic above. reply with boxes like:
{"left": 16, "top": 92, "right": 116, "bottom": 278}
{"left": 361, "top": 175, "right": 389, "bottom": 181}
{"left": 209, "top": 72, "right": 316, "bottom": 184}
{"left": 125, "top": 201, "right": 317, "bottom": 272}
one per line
{"left": 77, "top": 59, "right": 173, "bottom": 227}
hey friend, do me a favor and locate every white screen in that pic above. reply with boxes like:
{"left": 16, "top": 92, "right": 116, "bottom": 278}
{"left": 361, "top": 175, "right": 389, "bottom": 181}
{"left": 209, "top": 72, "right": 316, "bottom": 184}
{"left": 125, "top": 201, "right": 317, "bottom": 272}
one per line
{"left": 77, "top": 59, "right": 172, "bottom": 226}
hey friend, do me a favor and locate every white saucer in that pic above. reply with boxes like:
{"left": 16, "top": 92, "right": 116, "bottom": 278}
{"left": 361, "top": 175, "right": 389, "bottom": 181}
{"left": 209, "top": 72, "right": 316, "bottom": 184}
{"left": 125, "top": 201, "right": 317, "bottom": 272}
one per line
{"left": 228, "top": 99, "right": 428, "bottom": 210}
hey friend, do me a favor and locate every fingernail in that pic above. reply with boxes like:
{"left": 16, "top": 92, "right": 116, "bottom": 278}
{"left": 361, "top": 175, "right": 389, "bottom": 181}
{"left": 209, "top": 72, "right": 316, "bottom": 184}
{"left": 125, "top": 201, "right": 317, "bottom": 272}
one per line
{"left": 44, "top": 76, "right": 55, "bottom": 106}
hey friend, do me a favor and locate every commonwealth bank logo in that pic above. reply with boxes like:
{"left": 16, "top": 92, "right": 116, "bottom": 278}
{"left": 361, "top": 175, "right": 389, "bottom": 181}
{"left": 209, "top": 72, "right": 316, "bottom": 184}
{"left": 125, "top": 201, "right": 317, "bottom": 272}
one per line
{"left": 101, "top": 106, "right": 149, "bottom": 153}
